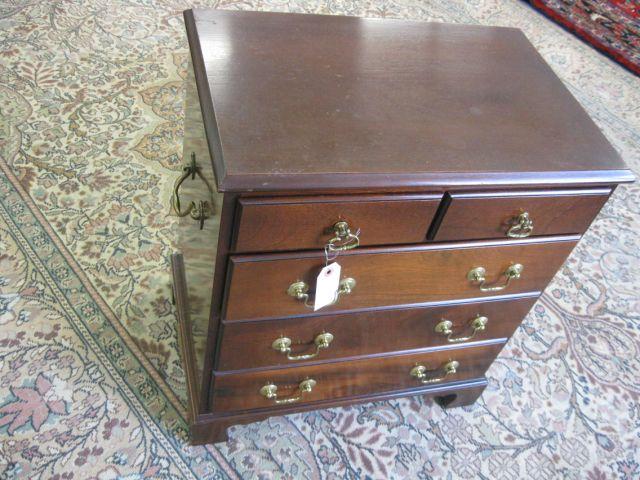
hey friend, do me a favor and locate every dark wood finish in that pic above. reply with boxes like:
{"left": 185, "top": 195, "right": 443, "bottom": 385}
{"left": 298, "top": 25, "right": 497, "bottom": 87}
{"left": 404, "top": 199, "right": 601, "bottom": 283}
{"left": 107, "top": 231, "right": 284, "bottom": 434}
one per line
{"left": 191, "top": 377, "right": 488, "bottom": 444}
{"left": 186, "top": 9, "right": 631, "bottom": 192}
{"left": 433, "top": 188, "right": 611, "bottom": 241}
{"left": 224, "top": 236, "right": 578, "bottom": 321}
{"left": 175, "top": 9, "right": 632, "bottom": 445}
{"left": 171, "top": 254, "right": 200, "bottom": 421}
{"left": 233, "top": 194, "right": 442, "bottom": 252}
{"left": 217, "top": 294, "right": 537, "bottom": 371}
{"left": 211, "top": 343, "right": 503, "bottom": 412}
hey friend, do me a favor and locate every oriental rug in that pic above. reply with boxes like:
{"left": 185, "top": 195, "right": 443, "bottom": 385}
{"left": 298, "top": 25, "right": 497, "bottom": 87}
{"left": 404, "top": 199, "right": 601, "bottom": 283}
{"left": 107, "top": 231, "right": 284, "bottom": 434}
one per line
{"left": 1, "top": 1, "right": 639, "bottom": 478}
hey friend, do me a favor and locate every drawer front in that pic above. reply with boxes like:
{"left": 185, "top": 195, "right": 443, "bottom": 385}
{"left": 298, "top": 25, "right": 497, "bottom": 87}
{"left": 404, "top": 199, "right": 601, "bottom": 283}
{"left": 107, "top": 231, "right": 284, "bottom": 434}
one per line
{"left": 233, "top": 194, "right": 442, "bottom": 253}
{"left": 433, "top": 188, "right": 610, "bottom": 241}
{"left": 217, "top": 295, "right": 537, "bottom": 371}
{"left": 224, "top": 237, "right": 577, "bottom": 321}
{"left": 211, "top": 342, "right": 504, "bottom": 412}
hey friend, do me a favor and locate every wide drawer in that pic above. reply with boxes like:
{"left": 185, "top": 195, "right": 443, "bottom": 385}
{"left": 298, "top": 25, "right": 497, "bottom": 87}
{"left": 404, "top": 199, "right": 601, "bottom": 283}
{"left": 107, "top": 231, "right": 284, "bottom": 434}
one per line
{"left": 211, "top": 342, "right": 504, "bottom": 412}
{"left": 217, "top": 295, "right": 537, "bottom": 371}
{"left": 233, "top": 194, "right": 442, "bottom": 252}
{"left": 224, "top": 236, "right": 577, "bottom": 321}
{"left": 432, "top": 188, "right": 610, "bottom": 241}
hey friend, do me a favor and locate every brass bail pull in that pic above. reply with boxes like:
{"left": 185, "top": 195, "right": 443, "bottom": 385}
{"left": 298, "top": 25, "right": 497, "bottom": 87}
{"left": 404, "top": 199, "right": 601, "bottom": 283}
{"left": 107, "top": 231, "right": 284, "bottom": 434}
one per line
{"left": 507, "top": 211, "right": 533, "bottom": 238}
{"left": 272, "top": 332, "right": 334, "bottom": 361}
{"left": 467, "top": 264, "right": 523, "bottom": 292}
{"left": 410, "top": 361, "right": 459, "bottom": 384}
{"left": 259, "top": 379, "right": 317, "bottom": 405}
{"left": 435, "top": 315, "right": 488, "bottom": 343}
{"left": 327, "top": 221, "right": 360, "bottom": 252}
{"left": 287, "top": 277, "right": 356, "bottom": 309}
{"left": 170, "top": 152, "right": 213, "bottom": 230}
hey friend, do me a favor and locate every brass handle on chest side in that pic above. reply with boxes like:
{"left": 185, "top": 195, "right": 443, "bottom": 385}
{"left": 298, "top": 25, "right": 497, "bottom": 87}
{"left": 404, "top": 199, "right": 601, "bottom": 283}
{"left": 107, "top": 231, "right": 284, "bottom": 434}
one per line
{"left": 259, "top": 379, "right": 317, "bottom": 405}
{"left": 467, "top": 264, "right": 523, "bottom": 292}
{"left": 507, "top": 212, "right": 533, "bottom": 238}
{"left": 410, "top": 361, "right": 459, "bottom": 384}
{"left": 272, "top": 332, "right": 334, "bottom": 360}
{"left": 287, "top": 278, "right": 356, "bottom": 309}
{"left": 435, "top": 315, "right": 488, "bottom": 343}
{"left": 171, "top": 152, "right": 213, "bottom": 229}
{"left": 327, "top": 221, "right": 360, "bottom": 251}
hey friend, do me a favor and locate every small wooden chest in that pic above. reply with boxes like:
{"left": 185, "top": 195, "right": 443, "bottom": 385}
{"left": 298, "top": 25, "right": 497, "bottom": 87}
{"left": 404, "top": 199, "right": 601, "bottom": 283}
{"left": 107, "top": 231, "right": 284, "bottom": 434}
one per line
{"left": 171, "top": 9, "right": 632, "bottom": 444}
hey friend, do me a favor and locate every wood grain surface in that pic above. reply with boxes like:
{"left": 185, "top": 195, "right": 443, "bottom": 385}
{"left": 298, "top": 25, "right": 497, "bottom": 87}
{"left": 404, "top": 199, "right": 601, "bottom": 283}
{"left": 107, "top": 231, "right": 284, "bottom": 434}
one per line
{"left": 433, "top": 188, "right": 611, "bottom": 241}
{"left": 224, "top": 236, "right": 578, "bottom": 320}
{"left": 217, "top": 295, "right": 537, "bottom": 371}
{"left": 233, "top": 194, "right": 442, "bottom": 252}
{"left": 211, "top": 343, "right": 504, "bottom": 412}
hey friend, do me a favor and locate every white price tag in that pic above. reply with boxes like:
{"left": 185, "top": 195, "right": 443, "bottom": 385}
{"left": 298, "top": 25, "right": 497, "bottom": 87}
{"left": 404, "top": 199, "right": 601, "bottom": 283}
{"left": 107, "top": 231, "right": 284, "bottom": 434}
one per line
{"left": 314, "top": 262, "right": 341, "bottom": 311}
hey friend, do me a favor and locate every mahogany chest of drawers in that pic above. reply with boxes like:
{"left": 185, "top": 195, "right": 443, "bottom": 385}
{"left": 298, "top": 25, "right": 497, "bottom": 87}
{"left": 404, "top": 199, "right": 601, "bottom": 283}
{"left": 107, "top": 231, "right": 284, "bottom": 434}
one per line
{"left": 171, "top": 9, "right": 633, "bottom": 444}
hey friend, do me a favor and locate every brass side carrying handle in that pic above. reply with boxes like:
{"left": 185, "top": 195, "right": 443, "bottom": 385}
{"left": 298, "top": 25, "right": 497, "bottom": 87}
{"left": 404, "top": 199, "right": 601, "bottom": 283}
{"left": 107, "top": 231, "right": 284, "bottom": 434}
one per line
{"left": 410, "top": 361, "right": 459, "bottom": 384}
{"left": 272, "top": 332, "right": 334, "bottom": 361}
{"left": 507, "top": 212, "right": 533, "bottom": 238}
{"left": 327, "top": 221, "right": 360, "bottom": 252}
{"left": 259, "top": 379, "right": 317, "bottom": 405}
{"left": 467, "top": 264, "right": 523, "bottom": 292}
{"left": 435, "top": 315, "right": 488, "bottom": 343}
{"left": 287, "top": 278, "right": 356, "bottom": 309}
{"left": 171, "top": 153, "right": 213, "bottom": 229}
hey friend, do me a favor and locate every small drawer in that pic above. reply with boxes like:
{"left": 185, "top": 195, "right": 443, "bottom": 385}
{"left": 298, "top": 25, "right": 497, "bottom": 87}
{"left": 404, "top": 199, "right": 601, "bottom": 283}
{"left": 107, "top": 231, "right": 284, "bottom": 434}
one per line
{"left": 217, "top": 295, "right": 537, "bottom": 371}
{"left": 432, "top": 188, "right": 611, "bottom": 241}
{"left": 223, "top": 236, "right": 577, "bottom": 321}
{"left": 210, "top": 342, "right": 504, "bottom": 412}
{"left": 233, "top": 194, "right": 442, "bottom": 253}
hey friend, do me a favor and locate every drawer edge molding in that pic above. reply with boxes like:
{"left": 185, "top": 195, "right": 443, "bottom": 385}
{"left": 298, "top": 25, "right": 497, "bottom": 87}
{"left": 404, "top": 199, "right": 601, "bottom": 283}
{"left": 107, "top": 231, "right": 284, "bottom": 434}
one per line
{"left": 229, "top": 234, "right": 582, "bottom": 264}
{"left": 221, "top": 291, "right": 541, "bottom": 324}
{"left": 446, "top": 187, "right": 612, "bottom": 200}
{"left": 213, "top": 337, "right": 507, "bottom": 376}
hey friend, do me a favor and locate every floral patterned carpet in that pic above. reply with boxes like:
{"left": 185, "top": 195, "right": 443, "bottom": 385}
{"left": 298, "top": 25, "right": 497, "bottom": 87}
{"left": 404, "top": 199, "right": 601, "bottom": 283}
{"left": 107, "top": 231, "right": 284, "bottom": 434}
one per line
{"left": 528, "top": 0, "right": 640, "bottom": 76}
{"left": 1, "top": 0, "right": 639, "bottom": 478}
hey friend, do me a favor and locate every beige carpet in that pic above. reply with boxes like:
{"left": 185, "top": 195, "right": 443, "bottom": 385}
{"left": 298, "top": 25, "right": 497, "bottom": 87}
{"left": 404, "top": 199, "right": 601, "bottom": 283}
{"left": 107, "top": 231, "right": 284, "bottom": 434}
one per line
{"left": 0, "top": 0, "right": 639, "bottom": 478}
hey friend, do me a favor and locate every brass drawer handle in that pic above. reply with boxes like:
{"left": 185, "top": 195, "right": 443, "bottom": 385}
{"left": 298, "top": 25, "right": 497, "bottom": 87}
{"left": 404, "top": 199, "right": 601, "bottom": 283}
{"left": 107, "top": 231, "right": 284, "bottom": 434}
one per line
{"left": 435, "top": 315, "right": 488, "bottom": 343}
{"left": 259, "top": 379, "right": 317, "bottom": 405}
{"left": 507, "top": 212, "right": 533, "bottom": 238}
{"left": 410, "top": 361, "right": 459, "bottom": 384}
{"left": 287, "top": 278, "right": 356, "bottom": 309}
{"left": 272, "top": 332, "right": 334, "bottom": 360}
{"left": 467, "top": 263, "right": 523, "bottom": 292}
{"left": 171, "top": 152, "right": 213, "bottom": 229}
{"left": 328, "top": 221, "right": 360, "bottom": 251}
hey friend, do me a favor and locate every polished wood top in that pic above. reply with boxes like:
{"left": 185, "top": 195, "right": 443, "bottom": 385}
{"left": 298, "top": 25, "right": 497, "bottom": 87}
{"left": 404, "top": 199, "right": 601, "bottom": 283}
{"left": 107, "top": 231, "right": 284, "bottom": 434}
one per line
{"left": 185, "top": 9, "right": 632, "bottom": 192}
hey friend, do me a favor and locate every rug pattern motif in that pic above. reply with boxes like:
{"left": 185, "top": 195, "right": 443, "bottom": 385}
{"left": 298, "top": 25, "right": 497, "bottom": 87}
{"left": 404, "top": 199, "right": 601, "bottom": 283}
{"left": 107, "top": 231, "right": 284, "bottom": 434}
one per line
{"left": 529, "top": 0, "right": 640, "bottom": 75}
